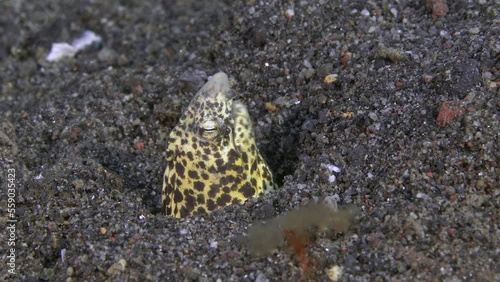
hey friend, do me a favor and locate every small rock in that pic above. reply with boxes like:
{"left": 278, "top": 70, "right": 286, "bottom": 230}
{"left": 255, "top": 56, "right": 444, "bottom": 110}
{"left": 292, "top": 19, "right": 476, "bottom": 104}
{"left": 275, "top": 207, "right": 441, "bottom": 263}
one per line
{"left": 305, "top": 68, "right": 315, "bottom": 79}
{"left": 346, "top": 145, "right": 367, "bottom": 165}
{"left": 375, "top": 47, "right": 408, "bottom": 63}
{"left": 390, "top": 8, "right": 398, "bottom": 17}
{"left": 67, "top": 266, "right": 74, "bottom": 277}
{"left": 468, "top": 27, "right": 480, "bottom": 35}
{"left": 326, "top": 265, "right": 343, "bottom": 281}
{"left": 318, "top": 94, "right": 328, "bottom": 104}
{"left": 425, "top": 0, "right": 449, "bottom": 19}
{"left": 255, "top": 273, "right": 269, "bottom": 282}
{"left": 323, "top": 194, "right": 340, "bottom": 210}
{"left": 463, "top": 92, "right": 476, "bottom": 102}
{"left": 422, "top": 74, "right": 433, "bottom": 83}
{"left": 443, "top": 186, "right": 456, "bottom": 199}
{"left": 436, "top": 101, "right": 465, "bottom": 127}
{"left": 209, "top": 241, "right": 218, "bottom": 248}
{"left": 318, "top": 63, "right": 333, "bottom": 78}
{"left": 324, "top": 74, "right": 338, "bottom": 84}
{"left": 435, "top": 59, "right": 481, "bottom": 98}
{"left": 265, "top": 102, "right": 278, "bottom": 112}
{"left": 303, "top": 59, "right": 312, "bottom": 68}
{"left": 107, "top": 259, "right": 127, "bottom": 276}
{"left": 301, "top": 119, "right": 318, "bottom": 132}
{"left": 97, "top": 47, "right": 117, "bottom": 63}
{"left": 72, "top": 179, "right": 84, "bottom": 190}
{"left": 368, "top": 112, "right": 378, "bottom": 121}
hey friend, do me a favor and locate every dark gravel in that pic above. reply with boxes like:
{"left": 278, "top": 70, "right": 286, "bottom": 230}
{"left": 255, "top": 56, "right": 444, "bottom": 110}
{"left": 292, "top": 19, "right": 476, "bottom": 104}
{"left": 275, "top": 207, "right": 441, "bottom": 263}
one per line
{"left": 0, "top": 0, "right": 498, "bottom": 281}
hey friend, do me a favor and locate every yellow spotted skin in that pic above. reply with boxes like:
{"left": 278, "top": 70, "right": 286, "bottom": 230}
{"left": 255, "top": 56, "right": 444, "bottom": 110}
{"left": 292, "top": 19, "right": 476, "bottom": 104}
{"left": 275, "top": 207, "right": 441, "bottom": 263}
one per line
{"left": 162, "top": 72, "right": 275, "bottom": 218}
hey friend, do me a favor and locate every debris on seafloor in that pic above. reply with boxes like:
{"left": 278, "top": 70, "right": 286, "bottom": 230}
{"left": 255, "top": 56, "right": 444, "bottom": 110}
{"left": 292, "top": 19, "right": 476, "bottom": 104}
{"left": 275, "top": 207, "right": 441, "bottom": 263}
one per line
{"left": 425, "top": 0, "right": 449, "bottom": 19}
{"left": 375, "top": 47, "right": 408, "bottom": 63}
{"left": 46, "top": 30, "right": 102, "bottom": 62}
{"left": 436, "top": 100, "right": 465, "bottom": 127}
{"left": 240, "top": 203, "right": 358, "bottom": 275}
{"left": 323, "top": 74, "right": 338, "bottom": 84}
{"left": 326, "top": 265, "right": 343, "bottom": 281}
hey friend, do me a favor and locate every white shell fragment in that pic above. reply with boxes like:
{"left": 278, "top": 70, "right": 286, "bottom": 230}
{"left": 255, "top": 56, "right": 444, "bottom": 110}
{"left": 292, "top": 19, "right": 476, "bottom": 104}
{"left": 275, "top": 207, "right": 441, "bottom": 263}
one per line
{"left": 71, "top": 30, "right": 102, "bottom": 50}
{"left": 46, "top": 43, "right": 78, "bottom": 62}
{"left": 320, "top": 163, "right": 341, "bottom": 183}
{"left": 46, "top": 30, "right": 102, "bottom": 62}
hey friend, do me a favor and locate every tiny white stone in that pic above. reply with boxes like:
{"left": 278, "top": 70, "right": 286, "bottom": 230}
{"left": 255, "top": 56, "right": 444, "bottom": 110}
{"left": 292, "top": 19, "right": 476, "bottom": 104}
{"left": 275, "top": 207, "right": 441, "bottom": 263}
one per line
{"left": 35, "top": 172, "right": 44, "bottom": 180}
{"left": 329, "top": 165, "right": 341, "bottom": 173}
{"left": 390, "top": 8, "right": 398, "bottom": 17}
{"left": 416, "top": 192, "right": 428, "bottom": 199}
{"left": 368, "top": 26, "right": 377, "bottom": 33}
{"left": 303, "top": 59, "right": 312, "bottom": 68}
{"left": 328, "top": 174, "right": 336, "bottom": 183}
{"left": 61, "top": 248, "right": 66, "bottom": 263}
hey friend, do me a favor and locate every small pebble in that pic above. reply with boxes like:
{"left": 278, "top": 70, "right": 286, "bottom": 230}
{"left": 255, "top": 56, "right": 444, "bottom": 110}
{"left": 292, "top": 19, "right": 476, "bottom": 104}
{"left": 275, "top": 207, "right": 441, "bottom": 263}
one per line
{"left": 444, "top": 186, "right": 456, "bottom": 198}
{"left": 463, "top": 92, "right": 476, "bottom": 102}
{"left": 107, "top": 259, "right": 127, "bottom": 275}
{"left": 390, "top": 8, "right": 398, "bottom": 17}
{"left": 368, "top": 112, "right": 378, "bottom": 121}
{"left": 303, "top": 59, "right": 312, "bottom": 68}
{"left": 481, "top": 71, "right": 492, "bottom": 80}
{"left": 468, "top": 27, "right": 480, "bottom": 35}
{"left": 328, "top": 175, "right": 336, "bottom": 183}
{"left": 265, "top": 102, "right": 278, "bottom": 112}
{"left": 326, "top": 265, "right": 343, "bottom": 281}
{"left": 305, "top": 68, "right": 315, "bottom": 79}
{"left": 285, "top": 8, "right": 295, "bottom": 19}
{"left": 422, "top": 74, "right": 433, "bottom": 83}
{"left": 324, "top": 74, "right": 338, "bottom": 84}
{"left": 97, "top": 48, "right": 117, "bottom": 63}
{"left": 318, "top": 63, "right": 333, "bottom": 77}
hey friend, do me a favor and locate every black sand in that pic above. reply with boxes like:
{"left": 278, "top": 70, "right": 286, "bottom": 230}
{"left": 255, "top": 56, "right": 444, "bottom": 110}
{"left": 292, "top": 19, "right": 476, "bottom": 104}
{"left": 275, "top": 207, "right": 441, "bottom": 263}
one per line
{"left": 0, "top": 0, "right": 498, "bottom": 281}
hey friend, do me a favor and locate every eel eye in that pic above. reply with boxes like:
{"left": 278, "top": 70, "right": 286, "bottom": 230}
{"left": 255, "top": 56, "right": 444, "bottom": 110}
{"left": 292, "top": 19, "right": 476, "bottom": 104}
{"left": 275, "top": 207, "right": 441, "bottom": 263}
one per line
{"left": 200, "top": 119, "right": 219, "bottom": 140}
